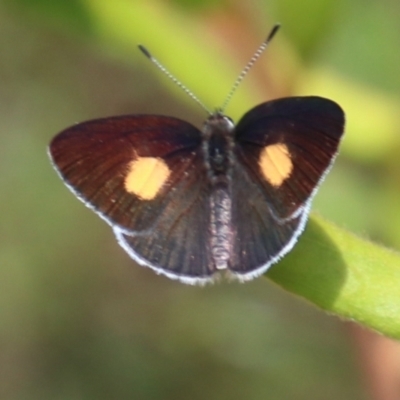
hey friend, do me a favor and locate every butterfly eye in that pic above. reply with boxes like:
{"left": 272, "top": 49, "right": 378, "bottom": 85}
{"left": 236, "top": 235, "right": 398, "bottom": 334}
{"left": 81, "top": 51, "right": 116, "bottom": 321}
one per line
{"left": 224, "top": 116, "right": 235, "bottom": 126}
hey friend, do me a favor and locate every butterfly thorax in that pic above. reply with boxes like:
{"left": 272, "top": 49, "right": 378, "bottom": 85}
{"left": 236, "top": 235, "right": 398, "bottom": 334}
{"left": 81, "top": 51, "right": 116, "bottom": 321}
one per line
{"left": 201, "top": 113, "right": 235, "bottom": 185}
{"left": 201, "top": 113, "right": 235, "bottom": 272}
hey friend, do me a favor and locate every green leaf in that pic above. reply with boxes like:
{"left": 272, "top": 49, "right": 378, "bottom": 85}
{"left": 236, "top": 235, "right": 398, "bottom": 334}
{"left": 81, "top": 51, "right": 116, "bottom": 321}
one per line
{"left": 267, "top": 215, "right": 400, "bottom": 340}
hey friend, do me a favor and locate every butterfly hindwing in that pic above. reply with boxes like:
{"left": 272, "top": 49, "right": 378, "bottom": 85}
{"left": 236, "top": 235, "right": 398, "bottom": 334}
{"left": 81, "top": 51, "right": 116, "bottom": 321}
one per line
{"left": 114, "top": 159, "right": 215, "bottom": 283}
{"left": 229, "top": 160, "right": 306, "bottom": 278}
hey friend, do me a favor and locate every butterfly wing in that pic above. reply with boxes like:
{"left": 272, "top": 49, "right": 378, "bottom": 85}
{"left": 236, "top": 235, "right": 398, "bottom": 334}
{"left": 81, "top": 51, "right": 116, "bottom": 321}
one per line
{"left": 229, "top": 96, "right": 345, "bottom": 278}
{"left": 49, "top": 115, "right": 215, "bottom": 283}
{"left": 49, "top": 115, "right": 203, "bottom": 232}
{"left": 114, "top": 167, "right": 213, "bottom": 283}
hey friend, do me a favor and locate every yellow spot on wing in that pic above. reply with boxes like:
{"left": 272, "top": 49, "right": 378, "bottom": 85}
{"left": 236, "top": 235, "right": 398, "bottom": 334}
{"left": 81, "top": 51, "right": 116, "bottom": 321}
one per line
{"left": 124, "top": 157, "right": 170, "bottom": 200}
{"left": 259, "top": 143, "right": 293, "bottom": 187}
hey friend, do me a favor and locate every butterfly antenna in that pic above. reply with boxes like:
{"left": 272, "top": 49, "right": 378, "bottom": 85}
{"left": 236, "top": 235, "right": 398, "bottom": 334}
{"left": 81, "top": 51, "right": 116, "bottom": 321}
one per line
{"left": 138, "top": 45, "right": 212, "bottom": 115}
{"left": 220, "top": 24, "right": 281, "bottom": 113}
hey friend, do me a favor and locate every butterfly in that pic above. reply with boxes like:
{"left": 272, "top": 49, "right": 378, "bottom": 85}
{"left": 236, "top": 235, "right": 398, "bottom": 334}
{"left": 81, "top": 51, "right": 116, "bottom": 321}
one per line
{"left": 48, "top": 25, "right": 345, "bottom": 285}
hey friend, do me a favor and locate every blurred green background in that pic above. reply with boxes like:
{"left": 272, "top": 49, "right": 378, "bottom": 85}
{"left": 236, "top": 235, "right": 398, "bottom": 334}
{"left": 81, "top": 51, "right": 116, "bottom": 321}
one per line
{"left": 1, "top": 0, "right": 400, "bottom": 399}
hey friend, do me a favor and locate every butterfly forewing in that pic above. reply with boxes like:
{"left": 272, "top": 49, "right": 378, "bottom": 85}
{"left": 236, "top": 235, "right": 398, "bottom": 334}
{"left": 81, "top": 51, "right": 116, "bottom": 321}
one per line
{"left": 49, "top": 115, "right": 202, "bottom": 233}
{"left": 234, "top": 96, "right": 345, "bottom": 220}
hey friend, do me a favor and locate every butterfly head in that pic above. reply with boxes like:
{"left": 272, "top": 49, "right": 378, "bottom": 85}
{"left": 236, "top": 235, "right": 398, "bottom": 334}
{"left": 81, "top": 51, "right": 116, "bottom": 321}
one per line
{"left": 202, "top": 111, "right": 235, "bottom": 139}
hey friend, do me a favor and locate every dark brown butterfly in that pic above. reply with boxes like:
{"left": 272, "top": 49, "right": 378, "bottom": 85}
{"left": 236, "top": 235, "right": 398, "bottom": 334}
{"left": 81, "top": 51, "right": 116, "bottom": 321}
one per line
{"left": 48, "top": 25, "right": 345, "bottom": 284}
